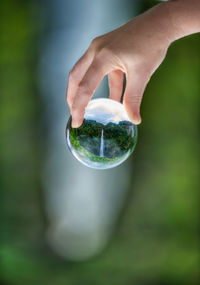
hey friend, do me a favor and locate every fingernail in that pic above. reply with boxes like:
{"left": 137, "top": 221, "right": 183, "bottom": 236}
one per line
{"left": 133, "top": 116, "right": 142, "bottom": 125}
{"left": 128, "top": 113, "right": 141, "bottom": 125}
{"left": 72, "top": 119, "right": 81, "bottom": 128}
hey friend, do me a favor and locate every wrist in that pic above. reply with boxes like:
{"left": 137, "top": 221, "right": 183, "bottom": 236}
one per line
{"left": 164, "top": 0, "right": 200, "bottom": 42}
{"left": 143, "top": 0, "right": 200, "bottom": 48}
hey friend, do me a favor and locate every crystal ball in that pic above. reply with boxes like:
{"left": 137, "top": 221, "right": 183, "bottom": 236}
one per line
{"left": 66, "top": 98, "right": 138, "bottom": 169}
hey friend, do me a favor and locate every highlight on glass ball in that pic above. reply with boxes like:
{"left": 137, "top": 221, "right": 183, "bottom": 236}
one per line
{"left": 66, "top": 98, "right": 138, "bottom": 169}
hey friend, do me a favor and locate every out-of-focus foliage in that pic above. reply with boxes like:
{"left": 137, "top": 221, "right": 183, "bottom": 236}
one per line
{"left": 0, "top": 0, "right": 199, "bottom": 284}
{"left": 0, "top": 0, "right": 45, "bottom": 282}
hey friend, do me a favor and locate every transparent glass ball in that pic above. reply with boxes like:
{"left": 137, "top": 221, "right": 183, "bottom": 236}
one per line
{"left": 66, "top": 98, "right": 138, "bottom": 169}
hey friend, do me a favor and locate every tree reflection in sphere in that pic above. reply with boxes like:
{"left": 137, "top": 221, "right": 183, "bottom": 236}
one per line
{"left": 66, "top": 98, "right": 138, "bottom": 169}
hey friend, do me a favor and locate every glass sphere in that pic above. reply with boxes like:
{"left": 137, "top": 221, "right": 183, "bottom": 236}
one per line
{"left": 66, "top": 98, "right": 138, "bottom": 169}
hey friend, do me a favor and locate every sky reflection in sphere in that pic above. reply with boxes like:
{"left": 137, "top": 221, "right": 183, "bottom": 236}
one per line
{"left": 66, "top": 98, "right": 138, "bottom": 169}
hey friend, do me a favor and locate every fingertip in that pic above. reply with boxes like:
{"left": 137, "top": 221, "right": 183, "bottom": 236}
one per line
{"left": 129, "top": 113, "right": 142, "bottom": 125}
{"left": 132, "top": 115, "right": 142, "bottom": 125}
{"left": 124, "top": 104, "right": 142, "bottom": 125}
{"left": 71, "top": 109, "right": 84, "bottom": 128}
{"left": 72, "top": 118, "right": 83, "bottom": 128}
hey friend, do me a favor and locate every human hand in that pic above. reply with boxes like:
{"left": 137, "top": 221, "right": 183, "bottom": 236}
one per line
{"left": 66, "top": 0, "right": 200, "bottom": 128}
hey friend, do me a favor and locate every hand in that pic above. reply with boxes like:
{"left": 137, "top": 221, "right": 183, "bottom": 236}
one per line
{"left": 66, "top": 0, "right": 200, "bottom": 128}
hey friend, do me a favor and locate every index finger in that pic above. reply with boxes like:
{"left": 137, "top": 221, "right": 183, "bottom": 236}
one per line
{"left": 66, "top": 49, "right": 94, "bottom": 110}
{"left": 71, "top": 53, "right": 113, "bottom": 128}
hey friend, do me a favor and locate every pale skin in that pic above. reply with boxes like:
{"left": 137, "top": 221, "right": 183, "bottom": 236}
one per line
{"left": 66, "top": 0, "right": 200, "bottom": 128}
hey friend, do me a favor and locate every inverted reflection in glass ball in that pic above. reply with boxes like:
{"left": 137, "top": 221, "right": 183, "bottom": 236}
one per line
{"left": 66, "top": 98, "right": 138, "bottom": 169}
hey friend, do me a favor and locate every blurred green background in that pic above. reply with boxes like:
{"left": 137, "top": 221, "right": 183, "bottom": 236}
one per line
{"left": 0, "top": 0, "right": 199, "bottom": 284}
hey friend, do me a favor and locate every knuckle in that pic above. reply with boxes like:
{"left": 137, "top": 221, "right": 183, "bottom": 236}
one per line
{"left": 91, "top": 54, "right": 106, "bottom": 74}
{"left": 98, "top": 46, "right": 112, "bottom": 59}
{"left": 126, "top": 95, "right": 142, "bottom": 105}
{"left": 78, "top": 81, "right": 90, "bottom": 95}
{"left": 66, "top": 96, "right": 72, "bottom": 105}
{"left": 71, "top": 104, "right": 77, "bottom": 112}
{"left": 91, "top": 58, "right": 101, "bottom": 70}
{"left": 68, "top": 69, "right": 77, "bottom": 82}
{"left": 91, "top": 36, "right": 101, "bottom": 47}
{"left": 143, "top": 72, "right": 151, "bottom": 83}
{"left": 71, "top": 104, "right": 85, "bottom": 116}
{"left": 71, "top": 102, "right": 80, "bottom": 113}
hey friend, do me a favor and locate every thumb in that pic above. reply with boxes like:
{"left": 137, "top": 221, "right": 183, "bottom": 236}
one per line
{"left": 123, "top": 70, "right": 150, "bottom": 125}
